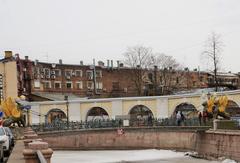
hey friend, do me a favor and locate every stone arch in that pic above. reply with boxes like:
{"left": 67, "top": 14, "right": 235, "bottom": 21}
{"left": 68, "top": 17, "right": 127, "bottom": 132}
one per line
{"left": 226, "top": 100, "right": 240, "bottom": 117}
{"left": 173, "top": 103, "right": 198, "bottom": 118}
{"left": 86, "top": 107, "right": 109, "bottom": 121}
{"left": 128, "top": 105, "right": 154, "bottom": 120}
{"left": 46, "top": 108, "right": 67, "bottom": 124}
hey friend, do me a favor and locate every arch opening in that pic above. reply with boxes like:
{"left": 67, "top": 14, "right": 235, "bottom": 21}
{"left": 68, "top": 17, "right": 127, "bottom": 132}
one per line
{"left": 46, "top": 108, "right": 66, "bottom": 124}
{"left": 86, "top": 107, "right": 109, "bottom": 121}
{"left": 129, "top": 105, "right": 154, "bottom": 120}
{"left": 226, "top": 100, "right": 240, "bottom": 117}
{"left": 174, "top": 103, "right": 197, "bottom": 118}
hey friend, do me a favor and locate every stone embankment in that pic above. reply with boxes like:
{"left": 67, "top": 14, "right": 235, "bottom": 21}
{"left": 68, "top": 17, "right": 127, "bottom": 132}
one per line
{"left": 8, "top": 127, "right": 53, "bottom": 163}
{"left": 37, "top": 126, "right": 240, "bottom": 161}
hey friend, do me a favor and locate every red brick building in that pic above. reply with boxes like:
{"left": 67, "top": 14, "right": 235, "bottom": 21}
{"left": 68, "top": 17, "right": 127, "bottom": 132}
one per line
{"left": 14, "top": 54, "right": 239, "bottom": 101}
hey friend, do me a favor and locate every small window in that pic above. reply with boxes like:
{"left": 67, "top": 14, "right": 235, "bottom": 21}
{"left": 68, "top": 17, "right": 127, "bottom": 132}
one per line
{"left": 87, "top": 81, "right": 93, "bottom": 89}
{"left": 34, "top": 80, "right": 40, "bottom": 88}
{"left": 65, "top": 70, "right": 72, "bottom": 77}
{"left": 44, "top": 68, "right": 50, "bottom": 76}
{"left": 96, "top": 70, "right": 102, "bottom": 78}
{"left": 66, "top": 82, "right": 72, "bottom": 89}
{"left": 54, "top": 69, "right": 61, "bottom": 77}
{"left": 54, "top": 82, "right": 61, "bottom": 89}
{"left": 86, "top": 71, "right": 93, "bottom": 79}
{"left": 43, "top": 81, "right": 51, "bottom": 89}
{"left": 75, "top": 70, "right": 82, "bottom": 77}
{"left": 96, "top": 82, "right": 103, "bottom": 89}
{"left": 76, "top": 81, "right": 83, "bottom": 89}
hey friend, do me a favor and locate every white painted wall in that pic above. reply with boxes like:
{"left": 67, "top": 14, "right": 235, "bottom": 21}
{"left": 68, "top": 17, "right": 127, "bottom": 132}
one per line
{"left": 156, "top": 98, "right": 168, "bottom": 118}
{"left": 31, "top": 105, "right": 40, "bottom": 124}
{"left": 111, "top": 100, "right": 123, "bottom": 119}
{"left": 69, "top": 103, "right": 81, "bottom": 121}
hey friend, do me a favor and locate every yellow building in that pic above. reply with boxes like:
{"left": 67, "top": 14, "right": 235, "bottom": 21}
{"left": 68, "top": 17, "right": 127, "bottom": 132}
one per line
{"left": 0, "top": 51, "right": 18, "bottom": 101}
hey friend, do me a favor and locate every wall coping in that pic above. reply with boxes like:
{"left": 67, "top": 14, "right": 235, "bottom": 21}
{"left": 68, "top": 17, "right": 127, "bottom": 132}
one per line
{"left": 36, "top": 126, "right": 210, "bottom": 136}
{"left": 26, "top": 89, "right": 240, "bottom": 106}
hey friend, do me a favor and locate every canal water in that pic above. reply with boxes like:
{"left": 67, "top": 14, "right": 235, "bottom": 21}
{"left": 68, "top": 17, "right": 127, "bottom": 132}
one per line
{"left": 52, "top": 149, "right": 235, "bottom": 163}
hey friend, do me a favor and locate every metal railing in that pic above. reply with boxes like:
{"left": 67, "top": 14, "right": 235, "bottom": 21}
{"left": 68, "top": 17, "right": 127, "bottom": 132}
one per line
{"left": 36, "top": 150, "right": 47, "bottom": 163}
{"left": 32, "top": 117, "right": 209, "bottom": 132}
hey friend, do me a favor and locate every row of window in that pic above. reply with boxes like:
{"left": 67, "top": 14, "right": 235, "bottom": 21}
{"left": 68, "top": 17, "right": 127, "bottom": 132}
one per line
{"left": 34, "top": 80, "right": 103, "bottom": 90}
{"left": 33, "top": 68, "right": 102, "bottom": 79}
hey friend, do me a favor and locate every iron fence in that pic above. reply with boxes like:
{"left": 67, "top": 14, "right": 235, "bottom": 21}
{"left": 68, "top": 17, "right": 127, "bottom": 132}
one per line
{"left": 31, "top": 117, "right": 207, "bottom": 132}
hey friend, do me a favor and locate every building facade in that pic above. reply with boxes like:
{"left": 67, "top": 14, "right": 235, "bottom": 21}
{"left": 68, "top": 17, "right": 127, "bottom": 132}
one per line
{"left": 1, "top": 51, "right": 239, "bottom": 101}
{"left": 0, "top": 51, "right": 18, "bottom": 100}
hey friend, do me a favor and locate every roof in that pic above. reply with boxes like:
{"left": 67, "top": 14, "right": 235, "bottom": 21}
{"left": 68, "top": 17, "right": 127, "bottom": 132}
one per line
{"left": 31, "top": 92, "right": 87, "bottom": 101}
{"left": 207, "top": 72, "right": 238, "bottom": 77}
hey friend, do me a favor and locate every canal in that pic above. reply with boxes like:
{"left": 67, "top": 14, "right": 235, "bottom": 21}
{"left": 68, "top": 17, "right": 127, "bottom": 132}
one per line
{"left": 52, "top": 149, "right": 228, "bottom": 163}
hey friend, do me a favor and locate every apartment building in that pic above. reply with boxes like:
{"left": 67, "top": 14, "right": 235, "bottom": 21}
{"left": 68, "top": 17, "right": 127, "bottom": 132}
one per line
{"left": 1, "top": 52, "right": 238, "bottom": 101}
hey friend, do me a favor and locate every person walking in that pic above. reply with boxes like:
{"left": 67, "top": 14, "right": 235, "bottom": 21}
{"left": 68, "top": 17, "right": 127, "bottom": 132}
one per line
{"left": 198, "top": 111, "right": 202, "bottom": 126}
{"left": 176, "top": 111, "right": 181, "bottom": 126}
{"left": 180, "top": 111, "right": 185, "bottom": 126}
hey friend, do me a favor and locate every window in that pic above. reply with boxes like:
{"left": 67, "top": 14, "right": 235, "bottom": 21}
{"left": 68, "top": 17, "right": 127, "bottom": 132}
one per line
{"left": 75, "top": 70, "right": 82, "bottom": 77}
{"left": 43, "top": 81, "right": 51, "bottom": 89}
{"left": 87, "top": 81, "right": 94, "bottom": 89}
{"left": 33, "top": 68, "right": 40, "bottom": 78}
{"left": 76, "top": 81, "right": 83, "bottom": 89}
{"left": 44, "top": 68, "right": 50, "bottom": 76}
{"left": 66, "top": 82, "right": 72, "bottom": 89}
{"left": 54, "top": 69, "right": 61, "bottom": 77}
{"left": 96, "top": 70, "right": 102, "bottom": 78}
{"left": 96, "top": 82, "right": 103, "bottom": 89}
{"left": 86, "top": 70, "right": 93, "bottom": 79}
{"left": 65, "top": 70, "right": 72, "bottom": 77}
{"left": 34, "top": 80, "right": 40, "bottom": 88}
{"left": 54, "top": 81, "right": 61, "bottom": 89}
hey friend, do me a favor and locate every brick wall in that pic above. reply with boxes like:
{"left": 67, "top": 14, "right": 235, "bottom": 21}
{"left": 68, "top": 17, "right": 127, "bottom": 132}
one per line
{"left": 38, "top": 128, "right": 240, "bottom": 161}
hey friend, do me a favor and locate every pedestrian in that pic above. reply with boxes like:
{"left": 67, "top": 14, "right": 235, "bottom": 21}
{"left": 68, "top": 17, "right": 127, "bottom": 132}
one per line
{"left": 203, "top": 110, "right": 207, "bottom": 125}
{"left": 148, "top": 115, "right": 153, "bottom": 126}
{"left": 176, "top": 111, "right": 181, "bottom": 126}
{"left": 198, "top": 111, "right": 202, "bottom": 126}
{"left": 180, "top": 111, "right": 185, "bottom": 126}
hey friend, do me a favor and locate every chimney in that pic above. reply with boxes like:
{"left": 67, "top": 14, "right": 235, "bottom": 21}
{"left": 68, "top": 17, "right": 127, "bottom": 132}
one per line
{"left": 119, "top": 63, "right": 124, "bottom": 67}
{"left": 111, "top": 60, "right": 113, "bottom": 68}
{"left": 117, "top": 61, "right": 120, "bottom": 68}
{"left": 98, "top": 61, "right": 104, "bottom": 67}
{"left": 80, "top": 61, "right": 83, "bottom": 65}
{"left": 4, "top": 51, "right": 13, "bottom": 59}
{"left": 107, "top": 60, "right": 110, "bottom": 67}
{"left": 34, "top": 59, "right": 39, "bottom": 66}
{"left": 15, "top": 53, "right": 19, "bottom": 58}
{"left": 59, "top": 59, "right": 63, "bottom": 64}
{"left": 25, "top": 56, "right": 29, "bottom": 60}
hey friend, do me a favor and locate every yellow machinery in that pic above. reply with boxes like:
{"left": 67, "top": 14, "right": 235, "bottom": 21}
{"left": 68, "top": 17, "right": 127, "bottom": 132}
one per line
{"left": 205, "top": 94, "right": 230, "bottom": 119}
{"left": 0, "top": 97, "right": 25, "bottom": 127}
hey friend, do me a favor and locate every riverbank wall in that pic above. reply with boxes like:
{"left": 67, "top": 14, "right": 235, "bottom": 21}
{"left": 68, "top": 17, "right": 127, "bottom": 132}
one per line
{"left": 37, "top": 127, "right": 240, "bottom": 161}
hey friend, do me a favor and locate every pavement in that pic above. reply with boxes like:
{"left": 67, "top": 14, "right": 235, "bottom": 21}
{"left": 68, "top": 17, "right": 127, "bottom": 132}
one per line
{"left": 7, "top": 140, "right": 24, "bottom": 163}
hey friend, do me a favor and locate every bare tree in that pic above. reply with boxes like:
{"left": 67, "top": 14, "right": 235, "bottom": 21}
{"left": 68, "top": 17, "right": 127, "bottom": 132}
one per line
{"left": 202, "top": 32, "right": 223, "bottom": 91}
{"left": 151, "top": 53, "right": 182, "bottom": 94}
{"left": 123, "top": 45, "right": 153, "bottom": 96}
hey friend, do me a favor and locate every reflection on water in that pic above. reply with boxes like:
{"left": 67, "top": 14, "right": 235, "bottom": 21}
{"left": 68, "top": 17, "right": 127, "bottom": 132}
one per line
{"left": 52, "top": 149, "right": 220, "bottom": 163}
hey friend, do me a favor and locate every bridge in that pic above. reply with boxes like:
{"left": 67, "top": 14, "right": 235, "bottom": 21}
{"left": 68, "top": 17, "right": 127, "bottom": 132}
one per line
{"left": 28, "top": 90, "right": 240, "bottom": 125}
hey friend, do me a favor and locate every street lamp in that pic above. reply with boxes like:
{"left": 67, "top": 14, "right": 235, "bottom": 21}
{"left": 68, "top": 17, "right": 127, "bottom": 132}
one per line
{"left": 64, "top": 95, "right": 69, "bottom": 129}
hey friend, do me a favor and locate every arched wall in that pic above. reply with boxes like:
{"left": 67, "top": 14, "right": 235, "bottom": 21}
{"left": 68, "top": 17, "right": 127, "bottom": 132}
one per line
{"left": 38, "top": 103, "right": 67, "bottom": 124}
{"left": 122, "top": 100, "right": 157, "bottom": 118}
{"left": 80, "top": 102, "right": 112, "bottom": 121}
{"left": 168, "top": 96, "right": 201, "bottom": 117}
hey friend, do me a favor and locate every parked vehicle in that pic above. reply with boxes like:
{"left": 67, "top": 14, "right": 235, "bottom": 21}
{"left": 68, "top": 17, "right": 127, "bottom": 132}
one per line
{"left": 0, "top": 139, "right": 4, "bottom": 163}
{"left": 4, "top": 127, "right": 14, "bottom": 148}
{"left": 0, "top": 127, "right": 10, "bottom": 156}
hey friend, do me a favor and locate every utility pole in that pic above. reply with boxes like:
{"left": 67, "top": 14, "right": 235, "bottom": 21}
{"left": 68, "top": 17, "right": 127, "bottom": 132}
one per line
{"left": 64, "top": 95, "right": 69, "bottom": 129}
{"left": 93, "top": 59, "right": 97, "bottom": 96}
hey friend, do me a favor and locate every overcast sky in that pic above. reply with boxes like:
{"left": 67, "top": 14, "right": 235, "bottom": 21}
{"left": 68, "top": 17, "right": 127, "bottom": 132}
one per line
{"left": 0, "top": 0, "right": 240, "bottom": 72}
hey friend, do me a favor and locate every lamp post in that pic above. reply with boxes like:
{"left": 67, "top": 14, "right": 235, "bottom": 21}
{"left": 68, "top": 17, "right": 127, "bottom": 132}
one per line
{"left": 64, "top": 95, "right": 69, "bottom": 129}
